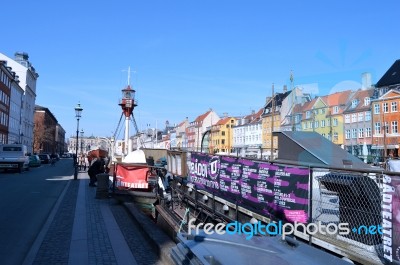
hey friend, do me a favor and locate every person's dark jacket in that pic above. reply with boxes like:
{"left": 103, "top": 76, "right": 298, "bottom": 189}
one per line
{"left": 88, "top": 159, "right": 105, "bottom": 177}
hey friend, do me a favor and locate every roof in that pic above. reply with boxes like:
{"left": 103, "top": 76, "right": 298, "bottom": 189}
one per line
{"left": 321, "top": 90, "right": 353, "bottom": 107}
{"left": 376, "top": 59, "right": 400, "bottom": 87}
{"left": 274, "top": 131, "right": 371, "bottom": 169}
{"left": 292, "top": 101, "right": 308, "bottom": 114}
{"left": 300, "top": 98, "right": 319, "bottom": 120}
{"left": 263, "top": 90, "right": 291, "bottom": 109}
{"left": 215, "top": 117, "right": 233, "bottom": 125}
{"left": 343, "top": 88, "right": 374, "bottom": 113}
{"left": 34, "top": 104, "right": 58, "bottom": 123}
{"left": 195, "top": 110, "right": 212, "bottom": 123}
{"left": 246, "top": 108, "right": 263, "bottom": 124}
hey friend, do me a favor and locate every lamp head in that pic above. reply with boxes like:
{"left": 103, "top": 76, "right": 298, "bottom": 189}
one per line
{"left": 75, "top": 103, "right": 83, "bottom": 118}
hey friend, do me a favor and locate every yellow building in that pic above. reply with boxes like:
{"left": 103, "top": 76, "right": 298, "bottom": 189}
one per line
{"left": 210, "top": 117, "right": 236, "bottom": 154}
{"left": 261, "top": 90, "right": 291, "bottom": 157}
{"left": 301, "top": 97, "right": 331, "bottom": 137}
{"left": 301, "top": 90, "right": 353, "bottom": 145}
{"left": 262, "top": 112, "right": 280, "bottom": 153}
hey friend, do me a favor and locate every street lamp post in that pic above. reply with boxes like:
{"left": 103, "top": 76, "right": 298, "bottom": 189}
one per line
{"left": 74, "top": 103, "right": 83, "bottom": 180}
{"left": 80, "top": 129, "right": 84, "bottom": 169}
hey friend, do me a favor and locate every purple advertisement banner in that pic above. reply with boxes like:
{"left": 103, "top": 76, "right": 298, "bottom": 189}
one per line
{"left": 189, "top": 153, "right": 310, "bottom": 223}
{"left": 382, "top": 175, "right": 400, "bottom": 264}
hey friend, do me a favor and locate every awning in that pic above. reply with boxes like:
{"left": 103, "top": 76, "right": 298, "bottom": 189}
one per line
{"left": 371, "top": 145, "right": 399, "bottom": 149}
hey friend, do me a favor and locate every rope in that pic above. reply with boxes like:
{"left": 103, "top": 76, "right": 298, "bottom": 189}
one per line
{"left": 113, "top": 113, "right": 124, "bottom": 140}
{"left": 131, "top": 113, "right": 146, "bottom": 148}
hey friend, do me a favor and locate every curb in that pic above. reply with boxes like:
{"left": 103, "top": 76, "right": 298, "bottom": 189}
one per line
{"left": 123, "top": 201, "right": 176, "bottom": 265}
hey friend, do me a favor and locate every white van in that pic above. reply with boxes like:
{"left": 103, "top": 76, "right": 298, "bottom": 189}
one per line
{"left": 0, "top": 144, "right": 30, "bottom": 173}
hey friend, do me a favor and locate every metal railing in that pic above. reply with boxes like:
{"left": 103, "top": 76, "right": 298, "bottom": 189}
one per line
{"left": 165, "top": 150, "right": 400, "bottom": 265}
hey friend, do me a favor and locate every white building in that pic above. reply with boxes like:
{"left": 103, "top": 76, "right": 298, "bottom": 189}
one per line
{"left": 174, "top": 117, "right": 189, "bottom": 150}
{"left": 9, "top": 75, "right": 24, "bottom": 144}
{"left": 233, "top": 109, "right": 263, "bottom": 158}
{"left": 0, "top": 60, "right": 24, "bottom": 145}
{"left": 187, "top": 109, "right": 220, "bottom": 152}
{"left": 0, "top": 52, "right": 38, "bottom": 153}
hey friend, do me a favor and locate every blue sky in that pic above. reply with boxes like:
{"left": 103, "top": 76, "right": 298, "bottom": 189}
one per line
{"left": 1, "top": 1, "right": 399, "bottom": 139}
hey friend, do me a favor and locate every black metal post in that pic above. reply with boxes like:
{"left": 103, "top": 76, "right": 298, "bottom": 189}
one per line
{"left": 74, "top": 119, "right": 80, "bottom": 180}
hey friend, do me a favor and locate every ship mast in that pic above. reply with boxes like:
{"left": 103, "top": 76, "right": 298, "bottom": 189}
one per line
{"left": 270, "top": 83, "right": 275, "bottom": 160}
{"left": 290, "top": 70, "right": 295, "bottom": 131}
{"left": 119, "top": 67, "right": 137, "bottom": 156}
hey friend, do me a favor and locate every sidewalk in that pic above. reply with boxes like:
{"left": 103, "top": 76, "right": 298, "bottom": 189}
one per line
{"left": 22, "top": 171, "right": 174, "bottom": 265}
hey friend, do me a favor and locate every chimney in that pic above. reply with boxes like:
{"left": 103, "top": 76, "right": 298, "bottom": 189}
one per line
{"left": 251, "top": 110, "right": 255, "bottom": 114}
{"left": 223, "top": 112, "right": 228, "bottom": 117}
{"left": 14, "top": 51, "right": 29, "bottom": 61}
{"left": 265, "top": 96, "right": 271, "bottom": 103}
{"left": 14, "top": 52, "right": 30, "bottom": 67}
{"left": 283, "top": 85, "right": 287, "bottom": 92}
{"left": 362, "top": 72, "right": 372, "bottom": 89}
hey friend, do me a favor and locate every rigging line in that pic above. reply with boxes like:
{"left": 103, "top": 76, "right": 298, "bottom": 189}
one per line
{"left": 131, "top": 113, "right": 146, "bottom": 148}
{"left": 113, "top": 113, "right": 124, "bottom": 140}
{"left": 116, "top": 123, "right": 124, "bottom": 142}
{"left": 114, "top": 113, "right": 124, "bottom": 139}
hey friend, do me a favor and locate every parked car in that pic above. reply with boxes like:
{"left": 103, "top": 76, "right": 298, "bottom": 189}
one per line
{"left": 0, "top": 144, "right": 30, "bottom": 173}
{"left": 38, "top": 154, "right": 51, "bottom": 164}
{"left": 29, "top": 155, "right": 42, "bottom": 167}
{"left": 61, "top": 153, "right": 72, "bottom": 158}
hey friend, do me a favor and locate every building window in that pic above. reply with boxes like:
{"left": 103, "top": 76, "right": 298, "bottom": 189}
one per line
{"left": 321, "top": 120, "right": 325, "bottom": 127}
{"left": 374, "top": 103, "right": 380, "bottom": 114}
{"left": 345, "top": 115, "right": 350, "bottom": 123}
{"left": 333, "top": 118, "right": 338, "bottom": 126}
{"left": 358, "top": 128, "right": 364, "bottom": 138}
{"left": 366, "top": 127, "right": 371, "bottom": 137}
{"left": 392, "top": 102, "right": 398, "bottom": 112}
{"left": 333, "top": 106, "right": 339, "bottom": 114}
{"left": 365, "top": 111, "right": 371, "bottom": 121}
{"left": 392, "top": 121, "right": 398, "bottom": 134}
{"left": 314, "top": 121, "right": 319, "bottom": 128}
{"left": 383, "top": 102, "right": 389, "bottom": 113}
{"left": 352, "top": 128, "right": 357, "bottom": 138}
{"left": 345, "top": 130, "right": 351, "bottom": 139}
{"left": 351, "top": 99, "right": 359, "bottom": 108}
{"left": 375, "top": 122, "right": 381, "bottom": 135}
{"left": 306, "top": 111, "right": 310, "bottom": 119}
{"left": 358, "top": 112, "right": 364, "bottom": 122}
{"left": 364, "top": 97, "right": 370, "bottom": 106}
{"left": 351, "top": 114, "right": 357, "bottom": 122}
{"left": 333, "top": 132, "right": 338, "bottom": 142}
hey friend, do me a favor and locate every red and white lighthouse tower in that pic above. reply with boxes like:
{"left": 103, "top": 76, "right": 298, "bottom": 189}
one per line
{"left": 118, "top": 84, "right": 137, "bottom": 156}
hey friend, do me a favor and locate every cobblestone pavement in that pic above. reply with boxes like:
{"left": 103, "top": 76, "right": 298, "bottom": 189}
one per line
{"left": 24, "top": 172, "right": 173, "bottom": 265}
{"left": 31, "top": 179, "right": 78, "bottom": 265}
{"left": 111, "top": 202, "right": 164, "bottom": 265}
